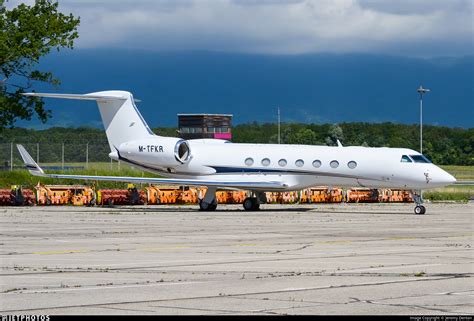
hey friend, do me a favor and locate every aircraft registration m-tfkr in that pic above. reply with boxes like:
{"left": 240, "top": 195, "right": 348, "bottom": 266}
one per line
{"left": 17, "top": 91, "right": 456, "bottom": 214}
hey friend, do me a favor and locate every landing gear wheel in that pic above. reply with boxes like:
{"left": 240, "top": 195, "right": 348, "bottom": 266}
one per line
{"left": 208, "top": 203, "right": 217, "bottom": 211}
{"left": 414, "top": 205, "right": 426, "bottom": 215}
{"left": 243, "top": 197, "right": 260, "bottom": 211}
{"left": 199, "top": 199, "right": 217, "bottom": 211}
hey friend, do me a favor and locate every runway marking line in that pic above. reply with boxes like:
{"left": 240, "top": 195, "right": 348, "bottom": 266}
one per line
{"left": 319, "top": 240, "right": 352, "bottom": 245}
{"left": 388, "top": 237, "right": 418, "bottom": 241}
{"left": 32, "top": 249, "right": 90, "bottom": 255}
{"left": 139, "top": 246, "right": 189, "bottom": 252}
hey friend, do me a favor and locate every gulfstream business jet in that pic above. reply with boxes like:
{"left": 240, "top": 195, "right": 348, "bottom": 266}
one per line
{"left": 17, "top": 91, "right": 456, "bottom": 214}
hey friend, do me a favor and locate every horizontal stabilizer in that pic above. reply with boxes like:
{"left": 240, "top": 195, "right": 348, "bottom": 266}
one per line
{"left": 22, "top": 92, "right": 141, "bottom": 102}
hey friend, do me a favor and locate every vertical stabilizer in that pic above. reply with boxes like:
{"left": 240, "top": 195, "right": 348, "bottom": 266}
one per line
{"left": 93, "top": 91, "right": 154, "bottom": 151}
{"left": 22, "top": 90, "right": 155, "bottom": 152}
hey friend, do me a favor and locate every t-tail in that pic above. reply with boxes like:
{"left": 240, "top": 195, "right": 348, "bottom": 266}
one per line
{"left": 22, "top": 91, "right": 155, "bottom": 153}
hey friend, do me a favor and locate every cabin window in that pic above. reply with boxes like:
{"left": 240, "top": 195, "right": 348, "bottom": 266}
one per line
{"left": 401, "top": 155, "right": 412, "bottom": 163}
{"left": 245, "top": 157, "right": 254, "bottom": 166}
{"left": 261, "top": 158, "right": 271, "bottom": 166}
{"left": 330, "top": 160, "right": 339, "bottom": 168}
{"left": 278, "top": 159, "right": 287, "bottom": 167}
{"left": 410, "top": 155, "right": 431, "bottom": 163}
{"left": 295, "top": 159, "right": 304, "bottom": 167}
{"left": 312, "top": 160, "right": 322, "bottom": 168}
{"left": 347, "top": 161, "right": 357, "bottom": 169}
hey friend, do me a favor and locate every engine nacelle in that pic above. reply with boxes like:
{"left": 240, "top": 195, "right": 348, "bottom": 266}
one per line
{"left": 118, "top": 137, "right": 191, "bottom": 168}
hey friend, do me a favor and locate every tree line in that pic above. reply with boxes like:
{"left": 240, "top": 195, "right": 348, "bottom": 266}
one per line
{"left": 0, "top": 122, "right": 472, "bottom": 165}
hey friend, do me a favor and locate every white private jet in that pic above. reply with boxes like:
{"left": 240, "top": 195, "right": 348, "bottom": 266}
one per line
{"left": 17, "top": 91, "right": 456, "bottom": 214}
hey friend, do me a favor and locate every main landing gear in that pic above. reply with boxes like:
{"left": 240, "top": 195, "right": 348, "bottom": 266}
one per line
{"left": 243, "top": 192, "right": 267, "bottom": 211}
{"left": 412, "top": 191, "right": 426, "bottom": 215}
{"left": 243, "top": 197, "right": 259, "bottom": 211}
{"left": 198, "top": 187, "right": 217, "bottom": 211}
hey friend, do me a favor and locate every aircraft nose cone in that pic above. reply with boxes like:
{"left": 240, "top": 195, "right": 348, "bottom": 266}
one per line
{"left": 444, "top": 172, "right": 457, "bottom": 185}
{"left": 433, "top": 168, "right": 457, "bottom": 186}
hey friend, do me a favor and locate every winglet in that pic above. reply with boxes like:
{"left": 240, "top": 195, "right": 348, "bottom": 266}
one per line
{"left": 16, "top": 144, "right": 46, "bottom": 177}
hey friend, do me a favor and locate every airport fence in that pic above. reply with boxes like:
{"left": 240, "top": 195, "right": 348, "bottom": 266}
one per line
{"left": 0, "top": 142, "right": 116, "bottom": 170}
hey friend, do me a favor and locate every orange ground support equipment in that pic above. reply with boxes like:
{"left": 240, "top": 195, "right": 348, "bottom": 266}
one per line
{"left": 35, "top": 183, "right": 95, "bottom": 206}
{"left": 97, "top": 184, "right": 145, "bottom": 206}
{"left": 145, "top": 185, "right": 179, "bottom": 205}
{"left": 176, "top": 187, "right": 199, "bottom": 204}
{"left": 215, "top": 191, "right": 247, "bottom": 204}
{"left": 197, "top": 188, "right": 247, "bottom": 204}
{"left": 380, "top": 189, "right": 413, "bottom": 203}
{"left": 309, "top": 188, "right": 329, "bottom": 203}
{"left": 346, "top": 189, "right": 380, "bottom": 203}
{"left": 0, "top": 186, "right": 36, "bottom": 206}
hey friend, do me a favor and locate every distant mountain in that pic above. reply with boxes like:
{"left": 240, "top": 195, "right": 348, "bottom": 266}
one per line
{"left": 17, "top": 50, "right": 473, "bottom": 128}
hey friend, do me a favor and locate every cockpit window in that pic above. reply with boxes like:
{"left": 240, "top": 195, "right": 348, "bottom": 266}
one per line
{"left": 410, "top": 155, "right": 431, "bottom": 163}
{"left": 400, "top": 155, "right": 412, "bottom": 163}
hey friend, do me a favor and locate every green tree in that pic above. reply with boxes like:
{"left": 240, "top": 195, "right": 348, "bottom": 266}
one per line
{"left": 325, "top": 124, "right": 344, "bottom": 146}
{"left": 0, "top": 0, "right": 80, "bottom": 128}
{"left": 292, "top": 128, "right": 319, "bottom": 145}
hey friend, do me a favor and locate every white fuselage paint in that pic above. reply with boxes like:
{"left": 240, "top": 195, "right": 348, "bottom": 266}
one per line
{"left": 116, "top": 137, "right": 456, "bottom": 191}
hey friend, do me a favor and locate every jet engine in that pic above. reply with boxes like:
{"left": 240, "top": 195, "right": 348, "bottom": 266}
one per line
{"left": 117, "top": 137, "right": 191, "bottom": 169}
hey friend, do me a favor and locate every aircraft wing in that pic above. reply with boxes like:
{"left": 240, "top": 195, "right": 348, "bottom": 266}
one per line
{"left": 16, "top": 145, "right": 287, "bottom": 190}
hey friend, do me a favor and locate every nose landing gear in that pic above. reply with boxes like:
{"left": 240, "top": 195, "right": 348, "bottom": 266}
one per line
{"left": 412, "top": 191, "right": 426, "bottom": 215}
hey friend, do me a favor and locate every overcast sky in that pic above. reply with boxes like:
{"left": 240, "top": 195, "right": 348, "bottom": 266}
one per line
{"left": 8, "top": 0, "right": 474, "bottom": 56}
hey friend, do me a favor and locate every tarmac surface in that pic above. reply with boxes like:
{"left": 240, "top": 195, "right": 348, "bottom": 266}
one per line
{"left": 0, "top": 202, "right": 472, "bottom": 315}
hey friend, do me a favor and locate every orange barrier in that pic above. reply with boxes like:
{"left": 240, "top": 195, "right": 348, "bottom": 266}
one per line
{"left": 0, "top": 184, "right": 415, "bottom": 207}
{"left": 0, "top": 186, "right": 35, "bottom": 206}
{"left": 380, "top": 189, "right": 413, "bottom": 203}
{"left": 177, "top": 188, "right": 199, "bottom": 204}
{"left": 346, "top": 189, "right": 379, "bottom": 203}
{"left": 97, "top": 184, "right": 145, "bottom": 205}
{"left": 145, "top": 186, "right": 179, "bottom": 204}
{"left": 35, "top": 183, "right": 95, "bottom": 206}
{"left": 215, "top": 191, "right": 247, "bottom": 204}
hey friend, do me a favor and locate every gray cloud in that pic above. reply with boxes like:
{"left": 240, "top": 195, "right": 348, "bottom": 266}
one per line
{"left": 7, "top": 0, "right": 474, "bottom": 56}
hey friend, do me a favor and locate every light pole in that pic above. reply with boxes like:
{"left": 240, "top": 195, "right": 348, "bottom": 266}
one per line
{"left": 417, "top": 85, "right": 430, "bottom": 154}
{"left": 277, "top": 107, "right": 281, "bottom": 144}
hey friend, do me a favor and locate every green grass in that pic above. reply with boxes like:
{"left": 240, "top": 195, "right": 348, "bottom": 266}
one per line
{"left": 441, "top": 165, "right": 474, "bottom": 180}
{"left": 1, "top": 162, "right": 159, "bottom": 190}
{"left": 423, "top": 185, "right": 473, "bottom": 202}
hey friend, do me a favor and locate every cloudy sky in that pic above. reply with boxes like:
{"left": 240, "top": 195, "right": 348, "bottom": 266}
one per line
{"left": 7, "top": 0, "right": 474, "bottom": 56}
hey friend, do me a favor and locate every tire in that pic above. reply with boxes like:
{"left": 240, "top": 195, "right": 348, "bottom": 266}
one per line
{"left": 414, "top": 205, "right": 423, "bottom": 215}
{"left": 243, "top": 198, "right": 260, "bottom": 211}
{"left": 420, "top": 205, "right": 426, "bottom": 215}
{"left": 243, "top": 198, "right": 254, "bottom": 211}
{"left": 199, "top": 199, "right": 217, "bottom": 211}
